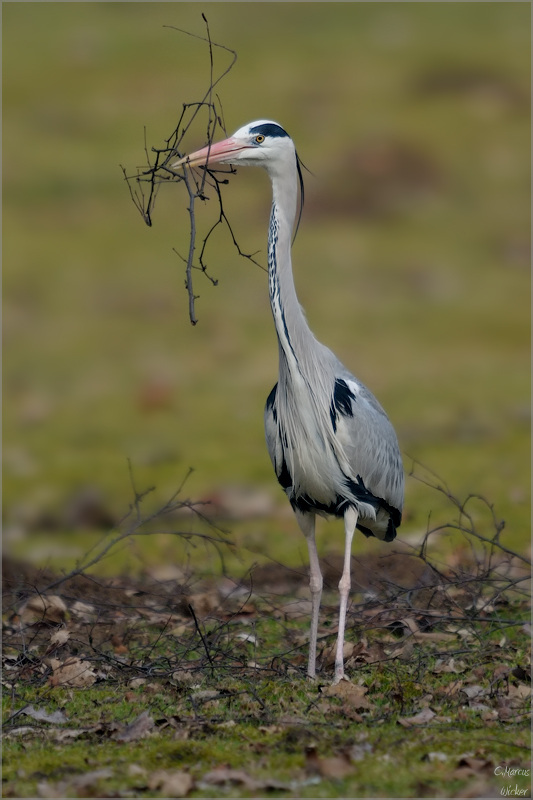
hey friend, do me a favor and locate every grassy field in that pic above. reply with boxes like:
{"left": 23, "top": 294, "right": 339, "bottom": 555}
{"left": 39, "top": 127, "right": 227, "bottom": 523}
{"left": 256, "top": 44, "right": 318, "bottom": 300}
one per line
{"left": 3, "top": 3, "right": 530, "bottom": 567}
{"left": 2, "top": 6, "right": 531, "bottom": 797}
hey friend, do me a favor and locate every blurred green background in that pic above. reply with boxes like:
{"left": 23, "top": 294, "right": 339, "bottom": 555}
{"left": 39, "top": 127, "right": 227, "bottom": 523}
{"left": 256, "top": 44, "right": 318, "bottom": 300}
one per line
{"left": 3, "top": 3, "right": 530, "bottom": 573}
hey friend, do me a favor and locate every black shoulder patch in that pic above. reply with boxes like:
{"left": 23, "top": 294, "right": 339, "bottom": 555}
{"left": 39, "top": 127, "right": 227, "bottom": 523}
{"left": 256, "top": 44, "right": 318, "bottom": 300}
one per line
{"left": 250, "top": 123, "right": 289, "bottom": 139}
{"left": 265, "top": 383, "right": 278, "bottom": 422}
{"left": 277, "top": 457, "right": 292, "bottom": 490}
{"left": 330, "top": 379, "right": 355, "bottom": 432}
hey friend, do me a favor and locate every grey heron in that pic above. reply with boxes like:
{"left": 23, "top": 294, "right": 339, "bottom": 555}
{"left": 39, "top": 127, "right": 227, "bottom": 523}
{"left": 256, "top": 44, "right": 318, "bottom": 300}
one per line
{"left": 173, "top": 121, "right": 404, "bottom": 683}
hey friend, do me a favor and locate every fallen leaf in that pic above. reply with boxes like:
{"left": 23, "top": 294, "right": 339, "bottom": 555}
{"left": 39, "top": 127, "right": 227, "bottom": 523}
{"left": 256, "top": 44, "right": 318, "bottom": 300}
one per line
{"left": 499, "top": 711, "right": 531, "bottom": 724}
{"left": 70, "top": 600, "right": 95, "bottom": 620}
{"left": 258, "top": 724, "right": 283, "bottom": 735}
{"left": 345, "top": 638, "right": 389, "bottom": 667}
{"left": 305, "top": 745, "right": 354, "bottom": 779}
{"left": 452, "top": 756, "right": 494, "bottom": 780}
{"left": 171, "top": 670, "right": 197, "bottom": 686}
{"left": 432, "top": 658, "right": 467, "bottom": 674}
{"left": 236, "top": 632, "right": 257, "bottom": 645}
{"left": 52, "top": 728, "right": 91, "bottom": 742}
{"left": 184, "top": 591, "right": 220, "bottom": 617}
{"left": 113, "top": 710, "right": 154, "bottom": 742}
{"left": 48, "top": 658, "right": 96, "bottom": 688}
{"left": 202, "top": 767, "right": 259, "bottom": 791}
{"left": 506, "top": 683, "right": 531, "bottom": 707}
{"left": 127, "top": 764, "right": 147, "bottom": 778}
{"left": 49, "top": 630, "right": 70, "bottom": 647}
{"left": 461, "top": 685, "right": 486, "bottom": 700}
{"left": 21, "top": 705, "right": 68, "bottom": 725}
{"left": 439, "top": 679, "right": 464, "bottom": 697}
{"left": 493, "top": 664, "right": 511, "bottom": 681}
{"left": 148, "top": 769, "right": 193, "bottom": 797}
{"left": 388, "top": 639, "right": 415, "bottom": 661}
{"left": 468, "top": 702, "right": 492, "bottom": 713}
{"left": 348, "top": 742, "right": 373, "bottom": 762}
{"left": 323, "top": 679, "right": 373, "bottom": 710}
{"left": 320, "top": 641, "right": 354, "bottom": 668}
{"left": 398, "top": 707, "right": 436, "bottom": 727}
{"left": 37, "top": 769, "right": 114, "bottom": 799}
{"left": 20, "top": 595, "right": 67, "bottom": 624}
{"left": 424, "top": 752, "right": 449, "bottom": 762}
{"left": 191, "top": 689, "right": 219, "bottom": 702}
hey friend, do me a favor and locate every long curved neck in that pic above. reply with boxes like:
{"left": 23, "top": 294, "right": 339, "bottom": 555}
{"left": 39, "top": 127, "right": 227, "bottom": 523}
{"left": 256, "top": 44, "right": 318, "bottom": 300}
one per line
{"left": 267, "top": 162, "right": 314, "bottom": 378}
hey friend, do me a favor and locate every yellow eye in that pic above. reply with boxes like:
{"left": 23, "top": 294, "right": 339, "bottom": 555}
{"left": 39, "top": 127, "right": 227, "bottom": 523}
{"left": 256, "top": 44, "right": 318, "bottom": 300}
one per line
{"left": 255, "top": 135, "right": 265, "bottom": 144}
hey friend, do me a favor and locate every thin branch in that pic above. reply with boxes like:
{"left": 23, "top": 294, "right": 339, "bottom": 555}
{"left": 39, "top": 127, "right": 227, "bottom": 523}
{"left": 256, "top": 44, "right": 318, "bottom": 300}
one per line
{"left": 122, "top": 18, "right": 266, "bottom": 324}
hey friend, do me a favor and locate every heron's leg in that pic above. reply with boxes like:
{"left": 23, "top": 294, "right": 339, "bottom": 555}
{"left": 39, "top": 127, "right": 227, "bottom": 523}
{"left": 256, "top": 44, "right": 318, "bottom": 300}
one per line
{"left": 333, "top": 506, "right": 359, "bottom": 684}
{"left": 295, "top": 511, "right": 321, "bottom": 678}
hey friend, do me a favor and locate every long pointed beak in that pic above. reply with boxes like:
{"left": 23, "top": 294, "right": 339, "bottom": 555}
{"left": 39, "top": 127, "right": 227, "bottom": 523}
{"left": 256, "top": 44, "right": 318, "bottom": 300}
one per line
{"left": 172, "top": 136, "right": 250, "bottom": 169}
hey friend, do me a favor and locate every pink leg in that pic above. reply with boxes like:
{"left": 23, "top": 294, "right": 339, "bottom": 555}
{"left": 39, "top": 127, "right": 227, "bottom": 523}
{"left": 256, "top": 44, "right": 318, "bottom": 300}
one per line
{"left": 295, "top": 511, "right": 321, "bottom": 678}
{"left": 333, "top": 506, "right": 358, "bottom": 683}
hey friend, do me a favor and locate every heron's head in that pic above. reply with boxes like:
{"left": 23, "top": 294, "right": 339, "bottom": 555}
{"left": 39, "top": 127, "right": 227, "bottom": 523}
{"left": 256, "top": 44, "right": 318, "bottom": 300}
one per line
{"left": 172, "top": 120, "right": 296, "bottom": 176}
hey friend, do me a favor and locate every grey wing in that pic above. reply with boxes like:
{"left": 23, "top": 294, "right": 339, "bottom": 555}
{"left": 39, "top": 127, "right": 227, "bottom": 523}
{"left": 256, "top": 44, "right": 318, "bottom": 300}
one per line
{"left": 332, "top": 373, "right": 404, "bottom": 516}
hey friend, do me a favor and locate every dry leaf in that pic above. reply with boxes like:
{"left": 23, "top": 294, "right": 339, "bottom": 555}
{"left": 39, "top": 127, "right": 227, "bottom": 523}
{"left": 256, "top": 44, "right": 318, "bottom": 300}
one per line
{"left": 171, "top": 670, "right": 197, "bottom": 686}
{"left": 37, "top": 769, "right": 114, "bottom": 799}
{"left": 185, "top": 591, "right": 220, "bottom": 617}
{"left": 439, "top": 680, "right": 464, "bottom": 697}
{"left": 320, "top": 641, "right": 354, "bottom": 668}
{"left": 128, "top": 678, "right": 146, "bottom": 689}
{"left": 148, "top": 769, "right": 193, "bottom": 797}
{"left": 506, "top": 683, "right": 531, "bottom": 707}
{"left": 20, "top": 595, "right": 67, "bottom": 624}
{"left": 21, "top": 704, "right": 68, "bottom": 725}
{"left": 461, "top": 685, "right": 486, "bottom": 700}
{"left": 258, "top": 724, "right": 283, "bottom": 735}
{"left": 398, "top": 707, "right": 436, "bottom": 727}
{"left": 236, "top": 632, "right": 257, "bottom": 645}
{"left": 432, "top": 658, "right": 467, "bottom": 674}
{"left": 424, "top": 752, "right": 449, "bottom": 762}
{"left": 323, "top": 679, "right": 373, "bottom": 710}
{"left": 53, "top": 728, "right": 91, "bottom": 742}
{"left": 348, "top": 742, "right": 373, "bottom": 761}
{"left": 388, "top": 639, "right": 415, "bottom": 661}
{"left": 113, "top": 710, "right": 154, "bottom": 743}
{"left": 70, "top": 600, "right": 95, "bottom": 620}
{"left": 305, "top": 745, "right": 354, "bottom": 779}
{"left": 49, "top": 630, "right": 70, "bottom": 647}
{"left": 191, "top": 689, "right": 219, "bottom": 702}
{"left": 127, "top": 764, "right": 147, "bottom": 778}
{"left": 345, "top": 639, "right": 389, "bottom": 666}
{"left": 49, "top": 658, "right": 96, "bottom": 688}
{"left": 499, "top": 711, "right": 531, "bottom": 724}
{"left": 452, "top": 756, "right": 494, "bottom": 780}
{"left": 202, "top": 767, "right": 259, "bottom": 791}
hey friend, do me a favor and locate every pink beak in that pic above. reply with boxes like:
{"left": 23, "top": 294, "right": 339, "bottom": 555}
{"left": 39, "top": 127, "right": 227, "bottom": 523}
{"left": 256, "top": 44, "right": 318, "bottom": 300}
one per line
{"left": 172, "top": 136, "right": 251, "bottom": 169}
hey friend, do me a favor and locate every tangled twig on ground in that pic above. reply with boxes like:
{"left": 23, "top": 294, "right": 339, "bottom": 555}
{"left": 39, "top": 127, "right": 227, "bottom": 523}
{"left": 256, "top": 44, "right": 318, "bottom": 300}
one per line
{"left": 2, "top": 466, "right": 530, "bottom": 722}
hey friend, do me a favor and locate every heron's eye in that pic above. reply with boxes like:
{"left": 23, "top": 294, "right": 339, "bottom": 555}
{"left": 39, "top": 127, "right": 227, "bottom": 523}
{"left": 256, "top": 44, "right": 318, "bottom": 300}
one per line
{"left": 254, "top": 135, "right": 265, "bottom": 144}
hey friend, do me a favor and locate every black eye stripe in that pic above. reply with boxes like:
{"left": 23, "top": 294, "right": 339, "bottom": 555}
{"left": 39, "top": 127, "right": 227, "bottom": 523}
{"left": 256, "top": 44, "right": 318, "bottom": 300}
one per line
{"left": 249, "top": 123, "right": 289, "bottom": 139}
